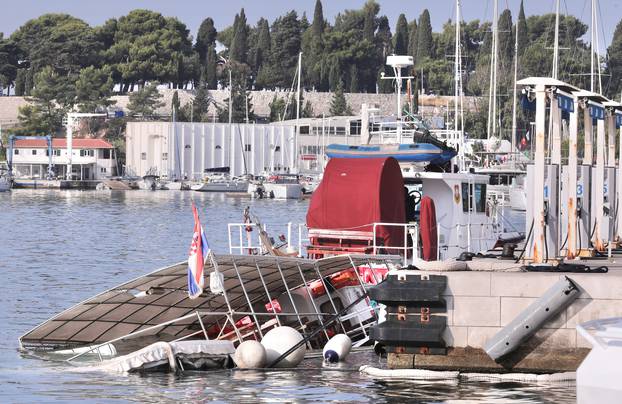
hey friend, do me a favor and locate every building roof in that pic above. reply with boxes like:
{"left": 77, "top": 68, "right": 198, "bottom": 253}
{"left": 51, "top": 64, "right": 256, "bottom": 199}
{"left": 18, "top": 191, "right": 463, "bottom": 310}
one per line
{"left": 13, "top": 138, "right": 114, "bottom": 149}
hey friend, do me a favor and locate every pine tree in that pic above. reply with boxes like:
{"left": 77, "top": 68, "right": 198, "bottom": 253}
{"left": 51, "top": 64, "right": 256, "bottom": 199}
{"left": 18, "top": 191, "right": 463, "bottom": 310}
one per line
{"left": 14, "top": 69, "right": 26, "bottom": 96}
{"left": 394, "top": 14, "right": 409, "bottom": 55}
{"left": 516, "top": 0, "right": 528, "bottom": 57}
{"left": 329, "top": 80, "right": 351, "bottom": 116}
{"left": 230, "top": 8, "right": 248, "bottom": 64}
{"left": 363, "top": 5, "right": 376, "bottom": 42}
{"left": 195, "top": 17, "right": 217, "bottom": 62}
{"left": 408, "top": 20, "right": 418, "bottom": 63}
{"left": 205, "top": 45, "right": 218, "bottom": 89}
{"left": 416, "top": 10, "right": 433, "bottom": 63}
{"left": 127, "top": 82, "right": 164, "bottom": 118}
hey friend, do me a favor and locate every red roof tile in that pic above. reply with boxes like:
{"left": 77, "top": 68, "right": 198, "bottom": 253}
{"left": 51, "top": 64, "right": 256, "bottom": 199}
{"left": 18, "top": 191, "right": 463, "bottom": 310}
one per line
{"left": 13, "top": 139, "right": 114, "bottom": 149}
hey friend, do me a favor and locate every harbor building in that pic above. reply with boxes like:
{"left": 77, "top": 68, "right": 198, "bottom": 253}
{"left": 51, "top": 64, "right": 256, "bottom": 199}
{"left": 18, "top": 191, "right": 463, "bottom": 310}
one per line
{"left": 11, "top": 138, "right": 117, "bottom": 180}
{"left": 125, "top": 118, "right": 361, "bottom": 178}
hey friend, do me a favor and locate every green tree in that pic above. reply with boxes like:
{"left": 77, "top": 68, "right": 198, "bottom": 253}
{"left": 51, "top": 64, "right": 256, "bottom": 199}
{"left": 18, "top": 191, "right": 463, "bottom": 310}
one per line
{"left": 0, "top": 34, "right": 19, "bottom": 95}
{"left": 498, "top": 10, "right": 514, "bottom": 68}
{"left": 408, "top": 20, "right": 418, "bottom": 63}
{"left": 329, "top": 80, "right": 351, "bottom": 116}
{"left": 517, "top": 0, "right": 528, "bottom": 57}
{"left": 193, "top": 81, "right": 212, "bottom": 122}
{"left": 204, "top": 45, "right": 218, "bottom": 90}
{"left": 127, "top": 82, "right": 164, "bottom": 118}
{"left": 376, "top": 16, "right": 392, "bottom": 58}
{"left": 105, "top": 10, "right": 192, "bottom": 91}
{"left": 18, "top": 66, "right": 69, "bottom": 134}
{"left": 14, "top": 69, "right": 26, "bottom": 96}
{"left": 229, "top": 9, "right": 249, "bottom": 64}
{"left": 266, "top": 11, "right": 301, "bottom": 88}
{"left": 269, "top": 95, "right": 287, "bottom": 122}
{"left": 251, "top": 18, "right": 271, "bottom": 82}
{"left": 171, "top": 90, "right": 180, "bottom": 118}
{"left": 328, "top": 58, "right": 341, "bottom": 91}
{"left": 363, "top": 2, "right": 377, "bottom": 42}
{"left": 10, "top": 14, "right": 101, "bottom": 77}
{"left": 608, "top": 20, "right": 622, "bottom": 98}
{"left": 349, "top": 64, "right": 359, "bottom": 92}
{"left": 416, "top": 10, "right": 433, "bottom": 63}
{"left": 75, "top": 66, "right": 114, "bottom": 112}
{"left": 393, "top": 14, "right": 409, "bottom": 55}
{"left": 195, "top": 17, "right": 217, "bottom": 62}
{"left": 301, "top": 1, "right": 324, "bottom": 89}
{"left": 218, "top": 63, "right": 254, "bottom": 123}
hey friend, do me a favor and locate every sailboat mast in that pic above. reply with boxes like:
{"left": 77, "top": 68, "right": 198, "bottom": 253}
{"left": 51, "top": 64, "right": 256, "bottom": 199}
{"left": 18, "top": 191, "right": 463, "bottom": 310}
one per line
{"left": 455, "top": 0, "right": 464, "bottom": 171}
{"left": 492, "top": 0, "right": 499, "bottom": 139}
{"left": 487, "top": 0, "right": 498, "bottom": 141}
{"left": 294, "top": 52, "right": 302, "bottom": 173}
{"left": 511, "top": 6, "right": 519, "bottom": 166}
{"left": 591, "top": 0, "right": 595, "bottom": 92}
{"left": 552, "top": 0, "right": 560, "bottom": 79}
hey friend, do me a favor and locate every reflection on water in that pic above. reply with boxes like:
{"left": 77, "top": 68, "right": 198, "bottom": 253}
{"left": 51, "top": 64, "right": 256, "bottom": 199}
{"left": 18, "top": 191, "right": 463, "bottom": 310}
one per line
{"left": 0, "top": 190, "right": 573, "bottom": 403}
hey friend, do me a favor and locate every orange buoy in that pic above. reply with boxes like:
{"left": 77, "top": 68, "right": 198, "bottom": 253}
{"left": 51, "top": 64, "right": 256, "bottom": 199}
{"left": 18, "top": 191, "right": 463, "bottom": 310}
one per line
{"left": 419, "top": 196, "right": 438, "bottom": 261}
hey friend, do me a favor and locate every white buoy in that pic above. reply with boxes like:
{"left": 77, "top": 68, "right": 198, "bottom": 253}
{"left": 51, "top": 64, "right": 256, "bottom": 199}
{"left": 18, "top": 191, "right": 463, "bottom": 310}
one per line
{"left": 323, "top": 334, "right": 352, "bottom": 363}
{"left": 233, "top": 340, "right": 267, "bottom": 369}
{"left": 261, "top": 326, "right": 306, "bottom": 368}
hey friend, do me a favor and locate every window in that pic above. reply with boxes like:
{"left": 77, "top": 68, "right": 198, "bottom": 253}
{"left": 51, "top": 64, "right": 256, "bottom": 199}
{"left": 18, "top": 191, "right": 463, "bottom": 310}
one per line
{"left": 474, "top": 184, "right": 487, "bottom": 213}
{"left": 46, "top": 149, "right": 49, "bottom": 156}
{"left": 274, "top": 146, "right": 281, "bottom": 152}
{"left": 462, "top": 183, "right": 471, "bottom": 213}
{"left": 100, "top": 167, "right": 107, "bottom": 173}
{"left": 244, "top": 144, "right": 252, "bottom": 152}
{"left": 14, "top": 149, "right": 19, "bottom": 155}
{"left": 185, "top": 145, "right": 191, "bottom": 149}
{"left": 162, "top": 153, "right": 168, "bottom": 160}
{"left": 215, "top": 145, "right": 221, "bottom": 150}
{"left": 141, "top": 152, "right": 147, "bottom": 160}
{"left": 80, "top": 149, "right": 94, "bottom": 157}
{"left": 102, "top": 149, "right": 111, "bottom": 159}
{"left": 32, "top": 149, "right": 37, "bottom": 155}
{"left": 53, "top": 150, "right": 61, "bottom": 156}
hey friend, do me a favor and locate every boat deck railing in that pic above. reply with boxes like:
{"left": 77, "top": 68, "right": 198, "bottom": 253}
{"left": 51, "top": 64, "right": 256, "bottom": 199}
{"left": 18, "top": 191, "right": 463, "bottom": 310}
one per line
{"left": 228, "top": 222, "right": 309, "bottom": 256}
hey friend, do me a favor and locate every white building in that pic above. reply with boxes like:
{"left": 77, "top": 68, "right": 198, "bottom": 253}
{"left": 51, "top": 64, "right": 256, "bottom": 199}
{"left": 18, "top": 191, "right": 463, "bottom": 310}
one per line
{"left": 125, "top": 119, "right": 362, "bottom": 179}
{"left": 12, "top": 138, "right": 117, "bottom": 180}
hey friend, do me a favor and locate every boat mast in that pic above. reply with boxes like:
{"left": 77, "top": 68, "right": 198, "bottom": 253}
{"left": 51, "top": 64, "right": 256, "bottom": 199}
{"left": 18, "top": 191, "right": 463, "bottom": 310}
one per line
{"left": 487, "top": 0, "right": 499, "bottom": 141}
{"left": 511, "top": 4, "right": 520, "bottom": 166}
{"left": 552, "top": 0, "right": 560, "bottom": 79}
{"left": 455, "top": 0, "right": 465, "bottom": 171}
{"left": 294, "top": 52, "right": 302, "bottom": 174}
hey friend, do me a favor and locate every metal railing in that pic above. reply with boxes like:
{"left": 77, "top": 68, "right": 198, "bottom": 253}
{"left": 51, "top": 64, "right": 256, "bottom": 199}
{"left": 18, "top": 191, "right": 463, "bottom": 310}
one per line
{"left": 228, "top": 222, "right": 309, "bottom": 256}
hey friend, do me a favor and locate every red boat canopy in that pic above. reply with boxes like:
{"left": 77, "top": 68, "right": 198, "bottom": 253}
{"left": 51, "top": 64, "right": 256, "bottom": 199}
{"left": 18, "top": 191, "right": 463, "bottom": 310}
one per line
{"left": 307, "top": 157, "right": 406, "bottom": 248}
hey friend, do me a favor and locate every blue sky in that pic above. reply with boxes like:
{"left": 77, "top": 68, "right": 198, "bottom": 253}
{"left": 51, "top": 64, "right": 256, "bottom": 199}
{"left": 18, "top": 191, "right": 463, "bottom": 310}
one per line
{"left": 1, "top": 0, "right": 619, "bottom": 50}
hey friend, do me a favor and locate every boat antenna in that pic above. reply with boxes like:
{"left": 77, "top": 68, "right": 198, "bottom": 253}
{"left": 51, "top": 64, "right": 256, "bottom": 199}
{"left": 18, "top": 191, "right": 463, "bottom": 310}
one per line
{"left": 511, "top": 2, "right": 520, "bottom": 167}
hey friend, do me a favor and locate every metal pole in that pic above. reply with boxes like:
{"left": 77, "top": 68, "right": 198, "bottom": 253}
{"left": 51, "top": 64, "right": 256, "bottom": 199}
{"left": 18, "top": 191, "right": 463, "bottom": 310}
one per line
{"left": 230, "top": 257, "right": 264, "bottom": 339}
{"left": 530, "top": 84, "right": 547, "bottom": 263}
{"left": 593, "top": 114, "right": 606, "bottom": 250}
{"left": 567, "top": 96, "right": 579, "bottom": 258}
{"left": 552, "top": 0, "right": 560, "bottom": 79}
{"left": 511, "top": 11, "right": 519, "bottom": 165}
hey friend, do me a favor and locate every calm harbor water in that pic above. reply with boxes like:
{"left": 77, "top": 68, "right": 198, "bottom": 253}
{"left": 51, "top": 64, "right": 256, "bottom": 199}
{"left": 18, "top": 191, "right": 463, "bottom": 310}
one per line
{"left": 0, "top": 190, "right": 573, "bottom": 403}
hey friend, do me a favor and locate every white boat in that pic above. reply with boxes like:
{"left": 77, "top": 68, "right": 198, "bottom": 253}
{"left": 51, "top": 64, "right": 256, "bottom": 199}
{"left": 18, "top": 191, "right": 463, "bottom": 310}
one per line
{"left": 262, "top": 174, "right": 302, "bottom": 199}
{"left": 576, "top": 318, "right": 622, "bottom": 404}
{"left": 192, "top": 173, "right": 249, "bottom": 193}
{"left": 0, "top": 173, "right": 11, "bottom": 192}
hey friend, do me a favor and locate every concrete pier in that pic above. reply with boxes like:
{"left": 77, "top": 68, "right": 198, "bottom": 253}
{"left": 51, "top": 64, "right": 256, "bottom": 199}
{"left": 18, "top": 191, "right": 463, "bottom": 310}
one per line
{"left": 386, "top": 262, "right": 622, "bottom": 372}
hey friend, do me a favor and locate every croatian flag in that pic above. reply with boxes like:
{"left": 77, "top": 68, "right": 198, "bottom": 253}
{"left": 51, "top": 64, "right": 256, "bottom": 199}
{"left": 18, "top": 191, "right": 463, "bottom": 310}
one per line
{"left": 187, "top": 202, "right": 209, "bottom": 299}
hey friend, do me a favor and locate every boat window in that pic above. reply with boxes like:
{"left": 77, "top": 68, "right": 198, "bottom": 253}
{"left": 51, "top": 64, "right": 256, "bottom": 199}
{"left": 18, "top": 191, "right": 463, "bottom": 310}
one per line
{"left": 474, "top": 184, "right": 487, "bottom": 212}
{"left": 244, "top": 144, "right": 252, "bottom": 152}
{"left": 162, "top": 152, "right": 168, "bottom": 160}
{"left": 462, "top": 183, "right": 471, "bottom": 212}
{"left": 215, "top": 145, "right": 221, "bottom": 150}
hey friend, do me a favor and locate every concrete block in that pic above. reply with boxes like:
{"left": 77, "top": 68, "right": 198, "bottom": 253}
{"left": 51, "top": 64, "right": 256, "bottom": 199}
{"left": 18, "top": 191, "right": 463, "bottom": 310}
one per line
{"left": 527, "top": 328, "right": 577, "bottom": 349}
{"left": 444, "top": 295, "right": 454, "bottom": 326}
{"left": 443, "top": 326, "right": 468, "bottom": 347}
{"left": 444, "top": 272, "right": 491, "bottom": 297}
{"left": 453, "top": 296, "right": 500, "bottom": 326}
{"left": 566, "top": 298, "right": 622, "bottom": 328}
{"left": 567, "top": 273, "right": 622, "bottom": 300}
{"left": 500, "top": 297, "right": 566, "bottom": 328}
{"left": 490, "top": 272, "right": 561, "bottom": 298}
{"left": 467, "top": 326, "right": 502, "bottom": 348}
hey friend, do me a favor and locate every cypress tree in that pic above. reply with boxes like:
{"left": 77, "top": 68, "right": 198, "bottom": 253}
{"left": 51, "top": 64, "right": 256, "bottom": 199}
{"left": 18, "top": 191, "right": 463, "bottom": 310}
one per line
{"left": 328, "top": 58, "right": 341, "bottom": 91}
{"left": 193, "top": 80, "right": 211, "bottom": 122}
{"left": 195, "top": 17, "right": 217, "bottom": 62}
{"left": 312, "top": 0, "right": 324, "bottom": 38}
{"left": 498, "top": 10, "right": 514, "bottom": 67}
{"left": 205, "top": 45, "right": 217, "bottom": 89}
{"left": 394, "top": 14, "right": 409, "bottom": 55}
{"left": 376, "top": 16, "right": 392, "bottom": 58}
{"left": 171, "top": 90, "right": 180, "bottom": 117}
{"left": 24, "top": 68, "right": 34, "bottom": 96}
{"left": 349, "top": 64, "right": 359, "bottom": 93}
{"left": 416, "top": 9, "right": 433, "bottom": 63}
{"left": 330, "top": 80, "right": 351, "bottom": 116}
{"left": 363, "top": 5, "right": 376, "bottom": 42}
{"left": 408, "top": 20, "right": 418, "bottom": 63}
{"left": 14, "top": 69, "right": 26, "bottom": 96}
{"left": 254, "top": 18, "right": 271, "bottom": 72}
{"left": 377, "top": 66, "right": 393, "bottom": 94}
{"left": 517, "top": 0, "right": 528, "bottom": 57}
{"left": 230, "top": 8, "right": 248, "bottom": 64}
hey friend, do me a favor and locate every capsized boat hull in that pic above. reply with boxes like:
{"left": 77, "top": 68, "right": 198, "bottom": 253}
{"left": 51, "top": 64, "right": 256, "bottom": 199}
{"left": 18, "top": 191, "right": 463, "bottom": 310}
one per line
{"left": 326, "top": 143, "right": 456, "bottom": 165}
